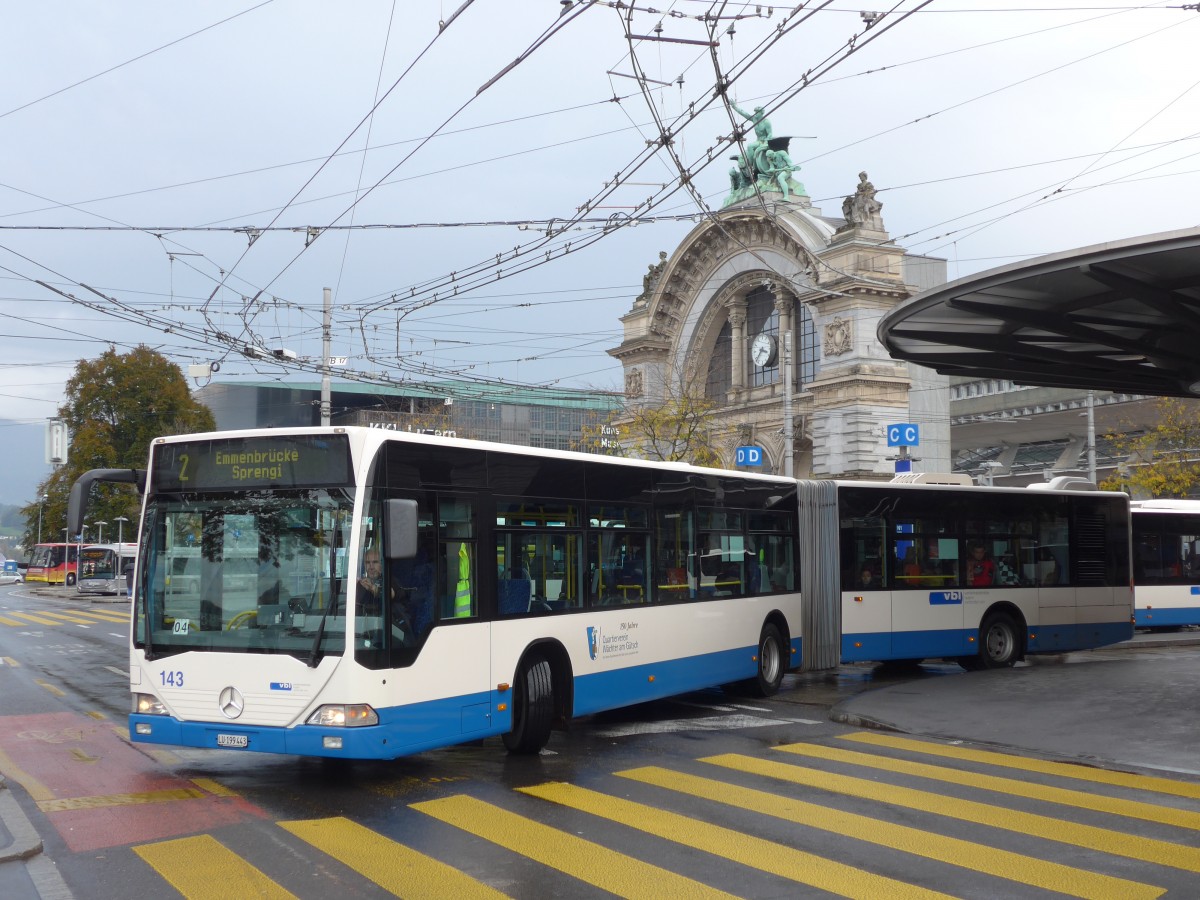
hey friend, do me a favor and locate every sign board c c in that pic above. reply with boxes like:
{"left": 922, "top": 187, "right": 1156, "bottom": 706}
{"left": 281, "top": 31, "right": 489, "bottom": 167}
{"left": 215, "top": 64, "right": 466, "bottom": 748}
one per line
{"left": 886, "top": 423, "right": 920, "bottom": 447}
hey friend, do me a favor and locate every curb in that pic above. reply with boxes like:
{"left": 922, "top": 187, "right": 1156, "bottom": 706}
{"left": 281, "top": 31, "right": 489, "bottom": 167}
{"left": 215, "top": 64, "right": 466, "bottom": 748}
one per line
{"left": 828, "top": 709, "right": 903, "bottom": 732}
{"left": 0, "top": 775, "right": 42, "bottom": 864}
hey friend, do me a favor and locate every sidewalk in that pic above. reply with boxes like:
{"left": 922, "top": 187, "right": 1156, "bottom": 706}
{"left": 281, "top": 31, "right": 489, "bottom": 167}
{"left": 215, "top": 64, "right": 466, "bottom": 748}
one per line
{"left": 831, "top": 632, "right": 1200, "bottom": 777}
{"left": 25, "top": 585, "right": 127, "bottom": 604}
{"left": 0, "top": 776, "right": 71, "bottom": 899}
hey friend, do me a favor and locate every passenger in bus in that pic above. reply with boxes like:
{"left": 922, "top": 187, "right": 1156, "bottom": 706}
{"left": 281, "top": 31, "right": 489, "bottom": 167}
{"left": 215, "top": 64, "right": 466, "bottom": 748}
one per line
{"left": 356, "top": 549, "right": 392, "bottom": 616}
{"left": 901, "top": 547, "right": 921, "bottom": 577}
{"left": 1038, "top": 549, "right": 1062, "bottom": 585}
{"left": 967, "top": 543, "right": 996, "bottom": 586}
{"left": 858, "top": 567, "right": 878, "bottom": 589}
{"left": 995, "top": 554, "right": 1020, "bottom": 585}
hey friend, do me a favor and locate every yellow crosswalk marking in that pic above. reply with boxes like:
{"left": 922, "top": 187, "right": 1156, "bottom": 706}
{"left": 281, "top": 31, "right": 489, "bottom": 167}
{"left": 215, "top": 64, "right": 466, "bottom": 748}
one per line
{"left": 778, "top": 740, "right": 1200, "bottom": 831}
{"left": 842, "top": 732, "right": 1200, "bottom": 800}
{"left": 134, "top": 834, "right": 296, "bottom": 900}
{"left": 4, "top": 611, "right": 63, "bottom": 625}
{"left": 703, "top": 753, "right": 1200, "bottom": 873}
{"left": 284, "top": 815, "right": 508, "bottom": 899}
{"left": 0, "top": 607, "right": 128, "bottom": 627}
{"left": 70, "top": 608, "right": 131, "bottom": 621}
{"left": 618, "top": 765, "right": 1162, "bottom": 900}
{"left": 415, "top": 795, "right": 731, "bottom": 900}
{"left": 21, "top": 609, "right": 98, "bottom": 625}
{"left": 517, "top": 782, "right": 953, "bottom": 900}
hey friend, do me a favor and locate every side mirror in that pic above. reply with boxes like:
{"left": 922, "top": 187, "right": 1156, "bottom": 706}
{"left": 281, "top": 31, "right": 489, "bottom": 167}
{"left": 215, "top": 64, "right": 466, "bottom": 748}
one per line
{"left": 68, "top": 469, "right": 145, "bottom": 535}
{"left": 384, "top": 499, "right": 418, "bottom": 560}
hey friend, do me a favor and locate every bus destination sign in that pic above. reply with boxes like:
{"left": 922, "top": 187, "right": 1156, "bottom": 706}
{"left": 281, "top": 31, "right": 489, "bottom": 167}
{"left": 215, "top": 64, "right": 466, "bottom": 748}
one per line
{"left": 152, "top": 434, "right": 352, "bottom": 491}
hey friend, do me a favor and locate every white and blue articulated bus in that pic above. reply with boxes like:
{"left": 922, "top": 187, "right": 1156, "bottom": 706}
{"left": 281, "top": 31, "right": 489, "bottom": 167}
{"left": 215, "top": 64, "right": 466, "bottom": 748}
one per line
{"left": 67, "top": 429, "right": 1132, "bottom": 761}
{"left": 1130, "top": 499, "right": 1200, "bottom": 629}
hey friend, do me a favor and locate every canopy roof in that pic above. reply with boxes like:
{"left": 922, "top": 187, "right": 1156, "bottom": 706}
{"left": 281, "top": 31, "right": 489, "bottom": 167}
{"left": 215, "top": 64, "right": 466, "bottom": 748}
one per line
{"left": 878, "top": 227, "right": 1200, "bottom": 398}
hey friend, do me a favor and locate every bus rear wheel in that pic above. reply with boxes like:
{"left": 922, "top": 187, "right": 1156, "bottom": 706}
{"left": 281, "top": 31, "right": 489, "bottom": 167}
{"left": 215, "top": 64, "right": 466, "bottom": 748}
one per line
{"left": 503, "top": 655, "right": 554, "bottom": 754}
{"left": 959, "top": 611, "right": 1020, "bottom": 671}
{"left": 747, "top": 623, "right": 786, "bottom": 697}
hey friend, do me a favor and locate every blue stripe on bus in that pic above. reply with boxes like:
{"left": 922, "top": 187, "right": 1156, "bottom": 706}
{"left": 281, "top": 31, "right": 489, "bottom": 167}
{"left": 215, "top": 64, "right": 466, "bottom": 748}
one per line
{"left": 130, "top": 688, "right": 501, "bottom": 760}
{"left": 129, "top": 636, "right": 805, "bottom": 761}
{"left": 842, "top": 619, "right": 1133, "bottom": 662}
{"left": 1135, "top": 607, "right": 1200, "bottom": 627}
{"left": 1191, "top": 586, "right": 1200, "bottom": 595}
{"left": 841, "top": 629, "right": 973, "bottom": 662}
{"left": 573, "top": 645, "right": 760, "bottom": 716}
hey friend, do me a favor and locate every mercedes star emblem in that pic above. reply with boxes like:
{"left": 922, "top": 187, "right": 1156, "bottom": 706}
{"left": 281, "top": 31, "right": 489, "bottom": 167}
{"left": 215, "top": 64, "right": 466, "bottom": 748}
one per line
{"left": 218, "top": 686, "right": 245, "bottom": 719}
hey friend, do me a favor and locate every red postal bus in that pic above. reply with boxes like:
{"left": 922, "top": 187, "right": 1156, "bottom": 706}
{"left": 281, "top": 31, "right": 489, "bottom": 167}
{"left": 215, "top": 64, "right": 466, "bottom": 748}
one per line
{"left": 25, "top": 542, "right": 80, "bottom": 585}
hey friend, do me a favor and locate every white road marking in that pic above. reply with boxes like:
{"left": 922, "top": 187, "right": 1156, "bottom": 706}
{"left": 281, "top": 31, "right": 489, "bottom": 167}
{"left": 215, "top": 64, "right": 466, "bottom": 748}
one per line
{"left": 592, "top": 714, "right": 822, "bottom": 737}
{"left": 670, "top": 700, "right": 737, "bottom": 712}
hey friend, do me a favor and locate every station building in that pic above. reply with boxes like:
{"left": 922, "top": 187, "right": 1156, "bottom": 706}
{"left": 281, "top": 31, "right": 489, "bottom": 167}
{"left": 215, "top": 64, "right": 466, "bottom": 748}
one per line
{"left": 608, "top": 161, "right": 952, "bottom": 478}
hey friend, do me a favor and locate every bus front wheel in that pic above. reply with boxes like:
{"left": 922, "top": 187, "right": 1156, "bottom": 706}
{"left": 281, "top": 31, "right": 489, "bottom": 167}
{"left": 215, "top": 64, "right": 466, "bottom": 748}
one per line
{"left": 66, "top": 573, "right": 76, "bottom": 587}
{"left": 960, "top": 612, "right": 1020, "bottom": 671}
{"left": 503, "top": 655, "right": 554, "bottom": 754}
{"left": 748, "top": 623, "right": 786, "bottom": 697}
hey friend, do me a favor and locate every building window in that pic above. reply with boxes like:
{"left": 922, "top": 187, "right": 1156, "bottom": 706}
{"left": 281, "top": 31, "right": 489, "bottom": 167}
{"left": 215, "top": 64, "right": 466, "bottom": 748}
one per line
{"left": 706, "top": 321, "right": 732, "bottom": 401}
{"left": 747, "top": 286, "right": 779, "bottom": 388}
{"left": 797, "top": 302, "right": 817, "bottom": 387}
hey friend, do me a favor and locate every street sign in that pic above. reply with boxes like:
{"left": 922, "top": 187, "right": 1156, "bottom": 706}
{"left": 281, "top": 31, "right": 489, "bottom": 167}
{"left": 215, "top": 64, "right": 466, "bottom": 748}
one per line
{"left": 326, "top": 356, "right": 348, "bottom": 367}
{"left": 887, "top": 423, "right": 920, "bottom": 447}
{"left": 735, "top": 445, "right": 763, "bottom": 467}
{"left": 894, "top": 457, "right": 913, "bottom": 473}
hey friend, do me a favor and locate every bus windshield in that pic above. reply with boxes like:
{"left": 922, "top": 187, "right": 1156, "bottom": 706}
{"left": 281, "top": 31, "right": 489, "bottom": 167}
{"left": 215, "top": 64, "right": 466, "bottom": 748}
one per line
{"left": 136, "top": 487, "right": 354, "bottom": 660}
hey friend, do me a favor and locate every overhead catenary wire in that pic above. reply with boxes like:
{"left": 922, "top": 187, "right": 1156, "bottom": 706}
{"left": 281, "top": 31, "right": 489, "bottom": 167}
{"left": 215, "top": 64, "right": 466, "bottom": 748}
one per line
{"left": 3, "top": 2, "right": 1199, "bottom": 403}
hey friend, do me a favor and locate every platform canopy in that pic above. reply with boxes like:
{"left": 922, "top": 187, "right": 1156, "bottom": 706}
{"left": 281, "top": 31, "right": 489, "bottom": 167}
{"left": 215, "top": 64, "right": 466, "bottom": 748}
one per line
{"left": 878, "top": 227, "right": 1200, "bottom": 398}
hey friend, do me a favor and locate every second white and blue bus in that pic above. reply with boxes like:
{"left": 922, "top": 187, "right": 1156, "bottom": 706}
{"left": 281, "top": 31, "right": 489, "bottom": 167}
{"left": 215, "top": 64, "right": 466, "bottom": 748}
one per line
{"left": 1131, "top": 499, "right": 1200, "bottom": 629}
{"left": 67, "top": 427, "right": 1132, "bottom": 760}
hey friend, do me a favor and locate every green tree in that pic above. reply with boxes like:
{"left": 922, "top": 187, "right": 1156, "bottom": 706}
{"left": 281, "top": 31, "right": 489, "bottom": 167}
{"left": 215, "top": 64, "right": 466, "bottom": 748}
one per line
{"left": 1099, "top": 396, "right": 1200, "bottom": 498}
{"left": 20, "top": 346, "right": 216, "bottom": 551}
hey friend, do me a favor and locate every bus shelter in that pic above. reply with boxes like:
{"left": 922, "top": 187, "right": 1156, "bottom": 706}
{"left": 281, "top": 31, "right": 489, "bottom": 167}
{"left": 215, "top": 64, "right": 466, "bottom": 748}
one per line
{"left": 877, "top": 227, "right": 1200, "bottom": 398}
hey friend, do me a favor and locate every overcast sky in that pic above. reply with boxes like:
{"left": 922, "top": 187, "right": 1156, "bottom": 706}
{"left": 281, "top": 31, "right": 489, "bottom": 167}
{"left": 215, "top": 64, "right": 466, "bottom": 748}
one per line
{"left": 2, "top": 1, "right": 1198, "bottom": 507}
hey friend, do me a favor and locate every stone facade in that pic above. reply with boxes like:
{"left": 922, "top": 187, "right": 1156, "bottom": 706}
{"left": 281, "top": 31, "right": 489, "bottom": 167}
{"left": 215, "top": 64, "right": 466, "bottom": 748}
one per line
{"left": 609, "top": 184, "right": 950, "bottom": 479}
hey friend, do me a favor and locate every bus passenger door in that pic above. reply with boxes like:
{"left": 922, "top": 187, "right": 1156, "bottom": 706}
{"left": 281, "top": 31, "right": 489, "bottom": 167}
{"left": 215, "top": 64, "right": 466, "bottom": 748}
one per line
{"left": 434, "top": 500, "right": 492, "bottom": 736}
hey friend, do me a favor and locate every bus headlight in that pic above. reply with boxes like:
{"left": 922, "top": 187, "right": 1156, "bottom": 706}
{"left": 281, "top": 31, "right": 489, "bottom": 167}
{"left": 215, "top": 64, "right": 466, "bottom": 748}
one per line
{"left": 132, "top": 693, "right": 168, "bottom": 716}
{"left": 306, "top": 704, "right": 378, "bottom": 727}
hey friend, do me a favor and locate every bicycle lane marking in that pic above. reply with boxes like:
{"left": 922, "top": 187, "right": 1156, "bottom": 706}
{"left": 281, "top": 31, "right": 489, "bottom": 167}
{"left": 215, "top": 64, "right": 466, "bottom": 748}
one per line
{"left": 0, "top": 710, "right": 267, "bottom": 851}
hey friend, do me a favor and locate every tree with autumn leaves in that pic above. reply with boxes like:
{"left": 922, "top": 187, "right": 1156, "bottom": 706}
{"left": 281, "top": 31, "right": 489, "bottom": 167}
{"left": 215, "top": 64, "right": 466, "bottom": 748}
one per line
{"left": 1100, "top": 397, "right": 1200, "bottom": 498}
{"left": 20, "top": 347, "right": 216, "bottom": 549}
{"left": 576, "top": 362, "right": 724, "bottom": 467}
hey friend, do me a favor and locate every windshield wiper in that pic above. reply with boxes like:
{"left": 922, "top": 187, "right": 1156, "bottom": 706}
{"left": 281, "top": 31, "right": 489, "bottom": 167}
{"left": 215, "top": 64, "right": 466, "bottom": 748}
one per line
{"left": 307, "top": 593, "right": 337, "bottom": 668}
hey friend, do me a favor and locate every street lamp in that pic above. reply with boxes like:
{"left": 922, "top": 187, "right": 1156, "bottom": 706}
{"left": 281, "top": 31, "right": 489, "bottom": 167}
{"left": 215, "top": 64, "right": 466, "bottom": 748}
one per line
{"left": 37, "top": 494, "right": 47, "bottom": 544}
{"left": 94, "top": 520, "right": 107, "bottom": 544}
{"left": 114, "top": 516, "right": 128, "bottom": 545}
{"left": 62, "top": 528, "right": 73, "bottom": 584}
